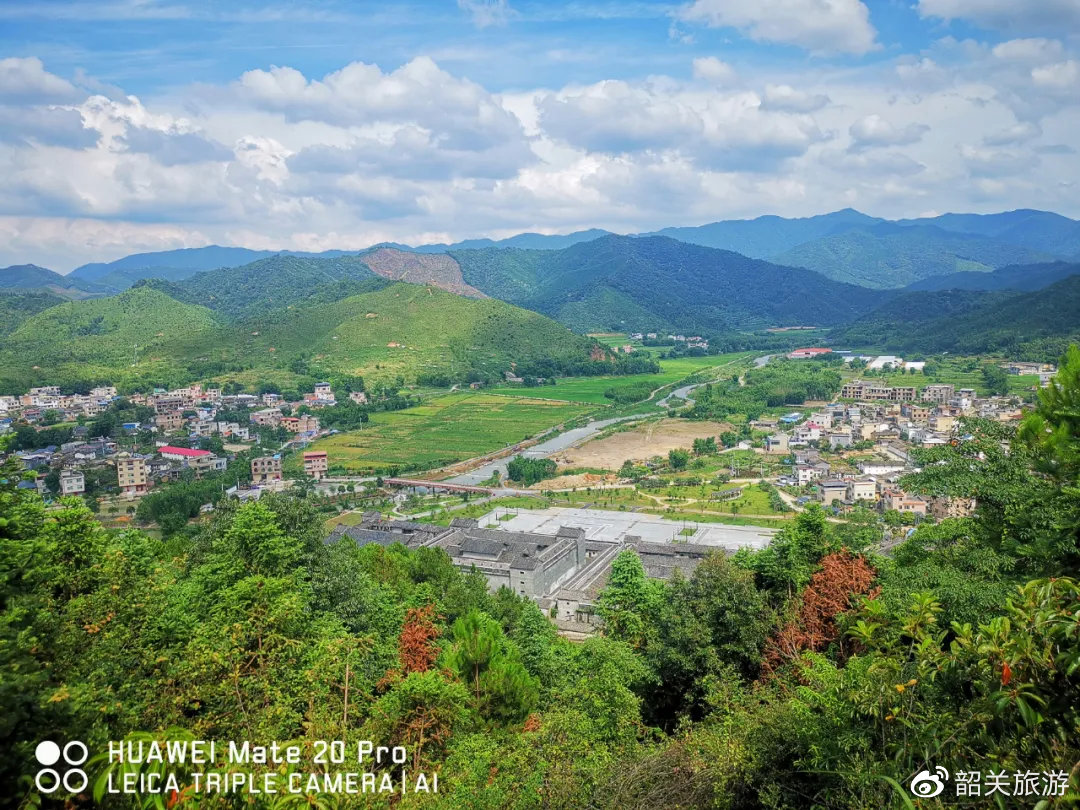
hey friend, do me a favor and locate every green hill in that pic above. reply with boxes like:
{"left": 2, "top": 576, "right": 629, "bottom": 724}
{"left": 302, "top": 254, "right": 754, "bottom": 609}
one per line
{"left": 0, "top": 280, "right": 614, "bottom": 392}
{"left": 645, "top": 208, "right": 882, "bottom": 258}
{"left": 0, "top": 285, "right": 223, "bottom": 391}
{"left": 231, "top": 282, "right": 603, "bottom": 383}
{"left": 453, "top": 235, "right": 887, "bottom": 332}
{"left": 774, "top": 223, "right": 1056, "bottom": 288}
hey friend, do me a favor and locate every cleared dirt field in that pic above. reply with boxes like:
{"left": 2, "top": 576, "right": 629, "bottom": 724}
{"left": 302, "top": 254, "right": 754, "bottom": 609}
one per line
{"left": 552, "top": 418, "right": 733, "bottom": 470}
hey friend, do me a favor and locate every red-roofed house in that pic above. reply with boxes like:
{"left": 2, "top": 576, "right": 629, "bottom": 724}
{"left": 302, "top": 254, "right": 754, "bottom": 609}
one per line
{"left": 159, "top": 446, "right": 212, "bottom": 461}
{"left": 787, "top": 347, "right": 833, "bottom": 360}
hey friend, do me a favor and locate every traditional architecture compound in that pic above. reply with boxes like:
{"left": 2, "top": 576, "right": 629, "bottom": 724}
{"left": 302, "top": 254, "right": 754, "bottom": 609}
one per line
{"left": 328, "top": 510, "right": 775, "bottom": 634}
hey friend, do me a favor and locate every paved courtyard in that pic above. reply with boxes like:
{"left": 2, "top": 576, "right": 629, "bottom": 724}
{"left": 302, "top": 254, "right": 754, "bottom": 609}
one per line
{"left": 478, "top": 506, "right": 776, "bottom": 551}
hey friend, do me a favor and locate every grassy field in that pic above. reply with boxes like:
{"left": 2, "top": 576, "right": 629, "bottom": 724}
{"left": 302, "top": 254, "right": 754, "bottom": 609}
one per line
{"left": 298, "top": 392, "right": 594, "bottom": 473}
{"left": 487, "top": 352, "right": 751, "bottom": 404}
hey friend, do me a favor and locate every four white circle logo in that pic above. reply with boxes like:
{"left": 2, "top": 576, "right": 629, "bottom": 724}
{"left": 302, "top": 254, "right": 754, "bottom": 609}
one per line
{"left": 35, "top": 740, "right": 89, "bottom": 794}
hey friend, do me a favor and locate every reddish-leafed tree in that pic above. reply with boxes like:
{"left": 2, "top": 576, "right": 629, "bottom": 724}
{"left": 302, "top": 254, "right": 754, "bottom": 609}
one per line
{"left": 399, "top": 604, "right": 442, "bottom": 674}
{"left": 762, "top": 551, "right": 877, "bottom": 675}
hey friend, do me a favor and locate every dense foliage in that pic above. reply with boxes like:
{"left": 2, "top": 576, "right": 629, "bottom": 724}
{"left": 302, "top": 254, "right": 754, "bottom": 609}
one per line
{"left": 687, "top": 359, "right": 842, "bottom": 421}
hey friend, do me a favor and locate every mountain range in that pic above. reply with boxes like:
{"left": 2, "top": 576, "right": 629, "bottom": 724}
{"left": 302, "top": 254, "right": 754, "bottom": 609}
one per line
{"left": 5, "top": 208, "right": 1077, "bottom": 296}
{"left": 2, "top": 207, "right": 1080, "bottom": 391}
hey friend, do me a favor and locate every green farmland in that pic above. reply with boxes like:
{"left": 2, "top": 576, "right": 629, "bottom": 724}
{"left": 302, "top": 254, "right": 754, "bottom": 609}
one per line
{"left": 487, "top": 352, "right": 752, "bottom": 404}
{"left": 299, "top": 392, "right": 594, "bottom": 474}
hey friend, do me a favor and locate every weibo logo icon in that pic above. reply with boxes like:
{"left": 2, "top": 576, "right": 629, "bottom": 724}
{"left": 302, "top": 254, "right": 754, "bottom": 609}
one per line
{"left": 909, "top": 766, "right": 949, "bottom": 798}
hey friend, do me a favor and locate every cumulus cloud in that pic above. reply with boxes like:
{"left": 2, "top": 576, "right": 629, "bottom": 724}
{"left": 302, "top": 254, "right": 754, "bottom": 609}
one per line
{"left": 539, "top": 79, "right": 827, "bottom": 170}
{"left": 1031, "top": 59, "right": 1080, "bottom": 89}
{"left": 849, "top": 114, "right": 930, "bottom": 151}
{"left": 0, "top": 106, "right": 98, "bottom": 148}
{"left": 679, "top": 0, "right": 877, "bottom": 55}
{"left": 0, "top": 56, "right": 80, "bottom": 103}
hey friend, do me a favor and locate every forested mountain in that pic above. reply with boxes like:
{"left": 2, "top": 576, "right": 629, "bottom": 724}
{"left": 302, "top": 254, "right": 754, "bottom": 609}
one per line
{"left": 773, "top": 223, "right": 1056, "bottom": 288}
{"left": 832, "top": 275, "right": 1080, "bottom": 358}
{"left": 68, "top": 245, "right": 278, "bottom": 282}
{"left": 16, "top": 209, "right": 1076, "bottom": 299}
{"left": 453, "top": 235, "right": 888, "bottom": 332}
{"left": 0, "top": 285, "right": 224, "bottom": 391}
{"left": 905, "top": 260, "right": 1080, "bottom": 292}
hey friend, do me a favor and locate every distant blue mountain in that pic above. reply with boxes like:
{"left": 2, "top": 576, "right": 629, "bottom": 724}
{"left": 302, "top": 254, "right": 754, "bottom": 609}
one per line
{"left": 897, "top": 209, "right": 1080, "bottom": 258}
{"left": 643, "top": 208, "right": 883, "bottom": 258}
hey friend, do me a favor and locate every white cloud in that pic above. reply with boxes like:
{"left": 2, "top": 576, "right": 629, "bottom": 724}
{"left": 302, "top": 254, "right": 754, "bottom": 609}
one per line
{"left": 692, "top": 57, "right": 737, "bottom": 84}
{"left": 991, "top": 38, "right": 1065, "bottom": 62}
{"left": 849, "top": 114, "right": 930, "bottom": 151}
{"left": 761, "top": 83, "right": 830, "bottom": 112}
{"left": 679, "top": 0, "right": 877, "bottom": 55}
{"left": 1031, "top": 59, "right": 1080, "bottom": 89}
{"left": 538, "top": 79, "right": 828, "bottom": 170}
{"left": 0, "top": 56, "right": 80, "bottom": 103}
{"left": 983, "top": 121, "right": 1041, "bottom": 145}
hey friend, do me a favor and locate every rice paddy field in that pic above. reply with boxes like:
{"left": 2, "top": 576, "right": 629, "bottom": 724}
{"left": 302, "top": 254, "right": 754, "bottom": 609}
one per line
{"left": 299, "top": 392, "right": 594, "bottom": 473}
{"left": 486, "top": 351, "right": 752, "bottom": 404}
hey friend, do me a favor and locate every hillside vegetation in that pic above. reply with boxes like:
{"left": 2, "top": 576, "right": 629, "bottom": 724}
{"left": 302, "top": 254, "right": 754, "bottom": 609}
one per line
{"left": 906, "top": 260, "right": 1080, "bottom": 292}
{"left": 832, "top": 275, "right": 1080, "bottom": 359}
{"left": 0, "top": 280, "right": 629, "bottom": 391}
{"left": 454, "top": 235, "right": 886, "bottom": 332}
{"left": 0, "top": 290, "right": 66, "bottom": 337}
{"left": 0, "top": 285, "right": 223, "bottom": 390}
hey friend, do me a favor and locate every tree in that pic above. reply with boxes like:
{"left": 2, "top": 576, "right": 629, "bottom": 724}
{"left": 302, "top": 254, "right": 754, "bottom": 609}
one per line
{"left": 444, "top": 610, "right": 538, "bottom": 724}
{"left": 981, "top": 363, "right": 1010, "bottom": 396}
{"left": 692, "top": 437, "right": 717, "bottom": 456}
{"left": 596, "top": 550, "right": 661, "bottom": 649}
{"left": 668, "top": 448, "right": 690, "bottom": 470}
{"left": 762, "top": 551, "right": 877, "bottom": 674}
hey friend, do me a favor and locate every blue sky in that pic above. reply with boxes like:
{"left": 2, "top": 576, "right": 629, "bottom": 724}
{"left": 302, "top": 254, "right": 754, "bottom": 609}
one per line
{"left": 0, "top": 0, "right": 1078, "bottom": 268}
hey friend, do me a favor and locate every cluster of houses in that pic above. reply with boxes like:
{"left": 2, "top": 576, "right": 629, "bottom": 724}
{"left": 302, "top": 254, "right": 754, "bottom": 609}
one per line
{"left": 1, "top": 379, "right": 351, "bottom": 501}
{"left": 757, "top": 380, "right": 1035, "bottom": 518}
{"left": 630, "top": 332, "right": 710, "bottom": 350}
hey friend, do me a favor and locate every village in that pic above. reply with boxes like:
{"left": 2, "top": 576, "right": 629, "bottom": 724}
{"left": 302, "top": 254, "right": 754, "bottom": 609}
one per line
{"left": 0, "top": 349, "right": 1058, "bottom": 636}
